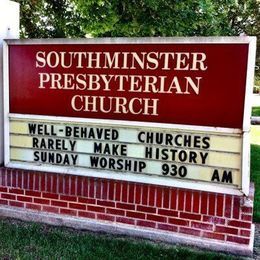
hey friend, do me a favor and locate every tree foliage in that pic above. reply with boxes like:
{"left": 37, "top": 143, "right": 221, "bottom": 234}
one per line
{"left": 73, "top": 0, "right": 259, "bottom": 37}
{"left": 14, "top": 0, "right": 85, "bottom": 38}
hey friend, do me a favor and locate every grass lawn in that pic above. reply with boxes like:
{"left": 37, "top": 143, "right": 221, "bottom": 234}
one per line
{"left": 252, "top": 107, "right": 260, "bottom": 116}
{"left": 251, "top": 126, "right": 260, "bottom": 222}
{"left": 0, "top": 218, "right": 240, "bottom": 260}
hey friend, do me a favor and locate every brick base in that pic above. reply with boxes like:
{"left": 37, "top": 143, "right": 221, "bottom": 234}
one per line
{"left": 0, "top": 167, "right": 255, "bottom": 254}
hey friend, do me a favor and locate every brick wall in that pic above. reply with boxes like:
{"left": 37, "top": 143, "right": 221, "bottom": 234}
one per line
{"left": 0, "top": 167, "right": 254, "bottom": 246}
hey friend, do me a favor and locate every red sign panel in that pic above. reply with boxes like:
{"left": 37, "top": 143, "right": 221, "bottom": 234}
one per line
{"left": 8, "top": 42, "right": 249, "bottom": 128}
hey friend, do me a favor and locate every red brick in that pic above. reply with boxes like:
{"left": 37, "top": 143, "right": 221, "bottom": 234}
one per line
{"left": 106, "top": 208, "right": 125, "bottom": 216}
{"left": 1, "top": 171, "right": 6, "bottom": 186}
{"left": 202, "top": 231, "right": 225, "bottom": 241}
{"left": 128, "top": 183, "right": 135, "bottom": 204}
{"left": 115, "top": 182, "right": 122, "bottom": 201}
{"left": 178, "top": 190, "right": 185, "bottom": 211}
{"left": 60, "top": 195, "right": 77, "bottom": 202}
{"left": 82, "top": 178, "right": 89, "bottom": 197}
{"left": 203, "top": 216, "right": 225, "bottom": 225}
{"left": 0, "top": 187, "right": 8, "bottom": 192}
{"left": 215, "top": 225, "right": 238, "bottom": 235}
{"left": 76, "top": 176, "right": 83, "bottom": 197}
{"left": 158, "top": 209, "right": 178, "bottom": 217}
{"left": 78, "top": 211, "right": 95, "bottom": 219}
{"left": 170, "top": 189, "right": 177, "bottom": 210}
{"left": 78, "top": 197, "right": 96, "bottom": 205}
{"left": 224, "top": 195, "right": 232, "bottom": 218}
{"left": 180, "top": 212, "right": 201, "bottom": 221}
{"left": 185, "top": 192, "right": 192, "bottom": 212}
{"left": 227, "top": 220, "right": 251, "bottom": 229}
{"left": 101, "top": 180, "right": 108, "bottom": 200}
{"left": 117, "top": 202, "right": 135, "bottom": 210}
{"left": 12, "top": 171, "right": 18, "bottom": 187}
{"left": 179, "top": 227, "right": 201, "bottom": 237}
{"left": 227, "top": 235, "right": 249, "bottom": 245}
{"left": 240, "top": 230, "right": 251, "bottom": 237}
{"left": 64, "top": 175, "right": 70, "bottom": 194}
{"left": 241, "top": 207, "right": 253, "bottom": 214}
{"left": 148, "top": 186, "right": 155, "bottom": 206}
{"left": 108, "top": 181, "right": 115, "bottom": 201}
{"left": 141, "top": 185, "right": 148, "bottom": 205}
{"left": 46, "top": 174, "right": 52, "bottom": 193}
{"left": 25, "top": 190, "right": 41, "bottom": 197}
{"left": 147, "top": 214, "right": 166, "bottom": 223}
{"left": 87, "top": 205, "right": 105, "bottom": 213}
{"left": 70, "top": 176, "right": 76, "bottom": 195}
{"left": 0, "top": 199, "right": 8, "bottom": 205}
{"left": 137, "top": 205, "right": 156, "bottom": 214}
{"left": 158, "top": 223, "right": 178, "bottom": 232}
{"left": 89, "top": 179, "right": 95, "bottom": 198}
{"left": 95, "top": 181, "right": 102, "bottom": 199}
{"left": 116, "top": 216, "right": 135, "bottom": 225}
{"left": 1, "top": 193, "right": 15, "bottom": 200}
{"left": 9, "top": 188, "right": 24, "bottom": 195}
{"left": 40, "top": 174, "right": 46, "bottom": 191}
{"left": 232, "top": 197, "right": 240, "bottom": 219}
{"left": 97, "top": 214, "right": 115, "bottom": 222}
{"left": 42, "top": 192, "right": 59, "bottom": 199}
{"left": 156, "top": 187, "right": 162, "bottom": 207}
{"left": 52, "top": 175, "right": 57, "bottom": 193}
{"left": 9, "top": 201, "right": 24, "bottom": 208}
{"left": 241, "top": 214, "right": 252, "bottom": 222}
{"left": 17, "top": 196, "right": 32, "bottom": 202}
{"left": 34, "top": 198, "right": 50, "bottom": 205}
{"left": 28, "top": 173, "right": 34, "bottom": 190}
{"left": 136, "top": 220, "right": 156, "bottom": 228}
{"left": 26, "top": 203, "right": 41, "bottom": 211}
{"left": 168, "top": 218, "right": 189, "bottom": 226}
{"left": 201, "top": 192, "right": 208, "bottom": 214}
{"left": 34, "top": 173, "right": 40, "bottom": 191}
{"left": 60, "top": 208, "right": 77, "bottom": 216}
{"left": 208, "top": 194, "right": 216, "bottom": 216}
{"left": 135, "top": 184, "right": 142, "bottom": 205}
{"left": 163, "top": 188, "right": 170, "bottom": 208}
{"left": 58, "top": 175, "right": 64, "bottom": 194}
{"left": 216, "top": 194, "right": 224, "bottom": 217}
{"left": 192, "top": 191, "right": 200, "bottom": 213}
{"left": 191, "top": 221, "right": 213, "bottom": 231}
{"left": 51, "top": 200, "right": 68, "bottom": 208}
{"left": 97, "top": 200, "right": 115, "bottom": 208}
{"left": 7, "top": 171, "right": 13, "bottom": 187}
{"left": 122, "top": 183, "right": 128, "bottom": 203}
{"left": 126, "top": 211, "right": 145, "bottom": 220}
{"left": 69, "top": 203, "right": 86, "bottom": 210}
{"left": 42, "top": 206, "right": 59, "bottom": 214}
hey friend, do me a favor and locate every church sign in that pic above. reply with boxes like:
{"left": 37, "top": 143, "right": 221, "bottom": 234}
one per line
{"left": 3, "top": 37, "right": 256, "bottom": 195}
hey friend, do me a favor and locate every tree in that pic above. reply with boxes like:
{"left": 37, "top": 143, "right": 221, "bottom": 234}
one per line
{"left": 15, "top": 0, "right": 85, "bottom": 38}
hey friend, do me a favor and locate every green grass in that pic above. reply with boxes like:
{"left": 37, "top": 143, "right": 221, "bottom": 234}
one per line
{"left": 251, "top": 126, "right": 260, "bottom": 222}
{"left": 0, "top": 218, "right": 240, "bottom": 260}
{"left": 251, "top": 145, "right": 260, "bottom": 222}
{"left": 252, "top": 107, "right": 260, "bottom": 117}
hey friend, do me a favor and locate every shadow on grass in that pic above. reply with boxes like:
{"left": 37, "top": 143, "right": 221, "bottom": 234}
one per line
{"left": 0, "top": 218, "right": 240, "bottom": 260}
{"left": 251, "top": 144, "right": 260, "bottom": 222}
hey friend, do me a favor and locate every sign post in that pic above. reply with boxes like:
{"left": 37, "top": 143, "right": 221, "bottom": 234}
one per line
{"left": 4, "top": 38, "right": 256, "bottom": 195}
{"left": 1, "top": 37, "right": 257, "bottom": 255}
{"left": 0, "top": 0, "right": 19, "bottom": 165}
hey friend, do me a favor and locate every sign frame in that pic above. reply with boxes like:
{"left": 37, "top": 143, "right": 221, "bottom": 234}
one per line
{"left": 3, "top": 37, "right": 256, "bottom": 196}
